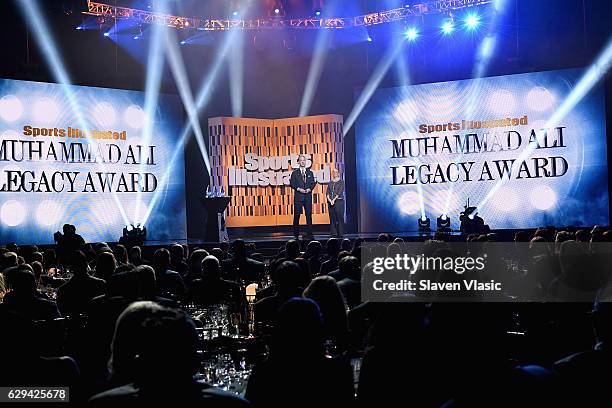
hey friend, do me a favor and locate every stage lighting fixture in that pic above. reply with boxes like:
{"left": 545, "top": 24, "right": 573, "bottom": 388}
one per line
{"left": 119, "top": 224, "right": 147, "bottom": 247}
{"left": 465, "top": 14, "right": 480, "bottom": 30}
{"left": 180, "top": 40, "right": 186, "bottom": 45}
{"left": 437, "top": 214, "right": 451, "bottom": 231}
{"left": 103, "top": 32, "right": 110, "bottom": 37}
{"left": 441, "top": 21, "right": 454, "bottom": 35}
{"left": 184, "top": 21, "right": 190, "bottom": 27}
{"left": 367, "top": 37, "right": 373, "bottom": 42}
{"left": 405, "top": 28, "right": 418, "bottom": 41}
{"left": 418, "top": 216, "right": 431, "bottom": 234}
{"left": 133, "top": 35, "right": 139, "bottom": 40}
{"left": 315, "top": 10, "right": 321, "bottom": 16}
{"left": 274, "top": 8, "right": 280, "bottom": 14}
{"left": 76, "top": 25, "right": 82, "bottom": 30}
{"left": 233, "top": 11, "right": 238, "bottom": 17}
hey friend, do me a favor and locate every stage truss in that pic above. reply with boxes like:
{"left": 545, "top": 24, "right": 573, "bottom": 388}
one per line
{"left": 83, "top": 0, "right": 493, "bottom": 31}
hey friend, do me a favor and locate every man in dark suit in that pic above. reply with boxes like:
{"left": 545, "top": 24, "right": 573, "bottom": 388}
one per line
{"left": 290, "top": 154, "right": 317, "bottom": 239}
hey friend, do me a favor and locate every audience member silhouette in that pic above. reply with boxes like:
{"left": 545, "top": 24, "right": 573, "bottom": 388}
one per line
{"left": 319, "top": 238, "right": 342, "bottom": 275}
{"left": 554, "top": 291, "right": 612, "bottom": 406}
{"left": 169, "top": 243, "right": 189, "bottom": 277}
{"left": 1, "top": 267, "right": 60, "bottom": 320}
{"left": 82, "top": 271, "right": 139, "bottom": 395}
{"left": 187, "top": 255, "right": 240, "bottom": 306}
{"left": 112, "top": 244, "right": 130, "bottom": 267}
{"left": 246, "top": 297, "right": 354, "bottom": 407}
{"left": 185, "top": 248, "right": 209, "bottom": 284}
{"left": 328, "top": 251, "right": 352, "bottom": 280}
{"left": 336, "top": 256, "right": 362, "bottom": 309}
{"left": 132, "top": 265, "right": 178, "bottom": 307}
{"left": 269, "top": 240, "right": 301, "bottom": 274}
{"left": 255, "top": 261, "right": 305, "bottom": 330}
{"left": 54, "top": 224, "right": 86, "bottom": 265}
{"left": 303, "top": 240, "right": 323, "bottom": 277}
{"left": 128, "top": 246, "right": 145, "bottom": 266}
{"left": 95, "top": 251, "right": 116, "bottom": 282}
{"left": 56, "top": 250, "right": 106, "bottom": 316}
{"left": 210, "top": 247, "right": 225, "bottom": 262}
{"left": 548, "top": 240, "right": 609, "bottom": 300}
{"left": 0, "top": 250, "right": 19, "bottom": 283}
{"left": 222, "top": 239, "right": 264, "bottom": 283}
{"left": 358, "top": 303, "right": 428, "bottom": 407}
{"left": 89, "top": 301, "right": 248, "bottom": 407}
{"left": 303, "top": 275, "right": 349, "bottom": 349}
{"left": 341, "top": 238, "right": 352, "bottom": 252}
{"left": 151, "top": 248, "right": 186, "bottom": 299}
{"left": 0, "top": 310, "right": 80, "bottom": 393}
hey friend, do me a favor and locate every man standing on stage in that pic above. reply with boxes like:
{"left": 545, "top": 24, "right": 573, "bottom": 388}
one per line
{"left": 290, "top": 154, "right": 317, "bottom": 239}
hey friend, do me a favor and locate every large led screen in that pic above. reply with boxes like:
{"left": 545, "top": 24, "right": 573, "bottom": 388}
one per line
{"left": 0, "top": 79, "right": 186, "bottom": 244}
{"left": 356, "top": 69, "right": 608, "bottom": 232}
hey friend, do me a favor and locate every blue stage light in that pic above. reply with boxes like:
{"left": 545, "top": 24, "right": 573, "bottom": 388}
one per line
{"left": 418, "top": 216, "right": 431, "bottom": 234}
{"left": 465, "top": 14, "right": 480, "bottom": 30}
{"left": 441, "top": 21, "right": 454, "bottom": 35}
{"left": 233, "top": 11, "right": 238, "bottom": 17}
{"left": 405, "top": 27, "right": 418, "bottom": 41}
{"left": 103, "top": 32, "right": 110, "bottom": 37}
{"left": 133, "top": 35, "right": 139, "bottom": 40}
{"left": 479, "top": 36, "right": 495, "bottom": 58}
{"left": 76, "top": 26, "right": 82, "bottom": 30}
{"left": 367, "top": 37, "right": 373, "bottom": 42}
{"left": 274, "top": 8, "right": 280, "bottom": 14}
{"left": 315, "top": 11, "right": 321, "bottom": 16}
{"left": 180, "top": 40, "right": 186, "bottom": 45}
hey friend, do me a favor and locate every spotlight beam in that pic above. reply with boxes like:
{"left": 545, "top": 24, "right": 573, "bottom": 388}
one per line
{"left": 229, "top": 0, "right": 256, "bottom": 117}
{"left": 136, "top": 7, "right": 165, "bottom": 225}
{"left": 16, "top": 0, "right": 130, "bottom": 226}
{"left": 479, "top": 36, "right": 612, "bottom": 210}
{"left": 343, "top": 39, "right": 406, "bottom": 137}
{"left": 442, "top": 0, "right": 508, "bottom": 215}
{"left": 394, "top": 35, "right": 411, "bottom": 87}
{"left": 229, "top": 30, "right": 245, "bottom": 117}
{"left": 141, "top": 27, "right": 239, "bottom": 226}
{"left": 299, "top": 19, "right": 333, "bottom": 117}
{"left": 163, "top": 28, "right": 211, "bottom": 172}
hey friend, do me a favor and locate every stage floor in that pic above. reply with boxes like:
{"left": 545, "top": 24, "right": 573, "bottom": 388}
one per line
{"left": 142, "top": 230, "right": 470, "bottom": 247}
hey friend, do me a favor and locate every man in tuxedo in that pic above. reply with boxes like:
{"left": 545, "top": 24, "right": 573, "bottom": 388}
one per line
{"left": 290, "top": 154, "right": 317, "bottom": 239}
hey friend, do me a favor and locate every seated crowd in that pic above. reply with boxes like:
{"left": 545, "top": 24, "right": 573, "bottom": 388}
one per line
{"left": 1, "top": 224, "right": 612, "bottom": 406}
